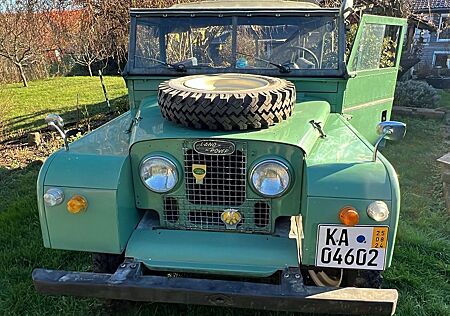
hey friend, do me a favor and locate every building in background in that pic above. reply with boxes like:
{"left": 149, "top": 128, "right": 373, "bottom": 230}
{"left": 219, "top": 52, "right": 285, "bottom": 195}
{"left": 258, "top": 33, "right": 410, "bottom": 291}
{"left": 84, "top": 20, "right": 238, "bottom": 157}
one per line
{"left": 413, "top": 0, "right": 450, "bottom": 77}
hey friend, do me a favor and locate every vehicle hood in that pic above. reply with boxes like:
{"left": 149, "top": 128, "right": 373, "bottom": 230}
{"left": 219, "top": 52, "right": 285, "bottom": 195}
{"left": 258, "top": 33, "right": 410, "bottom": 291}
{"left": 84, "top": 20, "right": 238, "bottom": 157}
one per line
{"left": 130, "top": 96, "right": 330, "bottom": 155}
{"left": 305, "top": 114, "right": 394, "bottom": 199}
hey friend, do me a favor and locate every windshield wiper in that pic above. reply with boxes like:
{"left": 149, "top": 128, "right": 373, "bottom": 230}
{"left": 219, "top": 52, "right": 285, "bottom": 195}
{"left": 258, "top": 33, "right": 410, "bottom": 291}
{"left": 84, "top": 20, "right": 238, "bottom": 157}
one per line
{"left": 135, "top": 55, "right": 187, "bottom": 72}
{"left": 237, "top": 51, "right": 291, "bottom": 73}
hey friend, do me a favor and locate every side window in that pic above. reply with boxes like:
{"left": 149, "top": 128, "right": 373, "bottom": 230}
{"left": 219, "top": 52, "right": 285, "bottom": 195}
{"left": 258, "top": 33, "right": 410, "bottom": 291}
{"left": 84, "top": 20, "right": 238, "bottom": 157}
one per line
{"left": 438, "top": 14, "right": 450, "bottom": 41}
{"left": 433, "top": 52, "right": 450, "bottom": 68}
{"left": 352, "top": 23, "right": 401, "bottom": 71}
{"left": 380, "top": 25, "right": 401, "bottom": 68}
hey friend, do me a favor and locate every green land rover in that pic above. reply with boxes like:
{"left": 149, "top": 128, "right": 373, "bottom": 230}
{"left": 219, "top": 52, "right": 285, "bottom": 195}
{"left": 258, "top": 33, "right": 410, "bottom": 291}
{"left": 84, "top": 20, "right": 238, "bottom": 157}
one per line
{"left": 33, "top": 0, "right": 408, "bottom": 314}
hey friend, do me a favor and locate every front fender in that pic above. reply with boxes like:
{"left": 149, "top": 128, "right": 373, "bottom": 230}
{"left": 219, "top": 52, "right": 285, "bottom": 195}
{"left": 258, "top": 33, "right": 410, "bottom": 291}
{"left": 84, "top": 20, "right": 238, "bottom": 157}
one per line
{"left": 301, "top": 114, "right": 400, "bottom": 268}
{"left": 36, "top": 111, "right": 141, "bottom": 253}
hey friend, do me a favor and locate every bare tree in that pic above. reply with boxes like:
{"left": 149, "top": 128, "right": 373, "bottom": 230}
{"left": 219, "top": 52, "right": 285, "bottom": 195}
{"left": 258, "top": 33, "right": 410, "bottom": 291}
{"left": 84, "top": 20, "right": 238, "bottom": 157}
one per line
{"left": 71, "top": 30, "right": 105, "bottom": 77}
{"left": 82, "top": 0, "right": 196, "bottom": 72}
{"left": 0, "top": 0, "right": 45, "bottom": 87}
{"left": 0, "top": 0, "right": 197, "bottom": 83}
{"left": 320, "top": 0, "right": 414, "bottom": 18}
{"left": 41, "top": 0, "right": 76, "bottom": 75}
{"left": 88, "top": 0, "right": 129, "bottom": 72}
{"left": 70, "top": 0, "right": 124, "bottom": 76}
{"left": 69, "top": 2, "right": 100, "bottom": 76}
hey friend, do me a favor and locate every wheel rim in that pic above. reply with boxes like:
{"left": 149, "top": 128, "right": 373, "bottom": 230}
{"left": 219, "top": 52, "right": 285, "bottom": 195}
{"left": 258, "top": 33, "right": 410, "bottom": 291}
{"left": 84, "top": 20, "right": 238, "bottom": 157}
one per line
{"left": 183, "top": 74, "right": 269, "bottom": 92}
{"left": 308, "top": 269, "right": 343, "bottom": 287}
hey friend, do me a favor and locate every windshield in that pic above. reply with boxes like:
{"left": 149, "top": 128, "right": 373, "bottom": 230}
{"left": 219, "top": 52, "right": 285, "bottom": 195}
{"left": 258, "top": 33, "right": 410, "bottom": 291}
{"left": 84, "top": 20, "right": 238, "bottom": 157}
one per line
{"left": 132, "top": 14, "right": 342, "bottom": 75}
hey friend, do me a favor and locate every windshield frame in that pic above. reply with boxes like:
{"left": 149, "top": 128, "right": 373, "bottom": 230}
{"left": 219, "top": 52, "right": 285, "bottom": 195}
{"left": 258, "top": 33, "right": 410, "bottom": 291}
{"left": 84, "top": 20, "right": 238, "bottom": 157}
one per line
{"left": 126, "top": 8, "right": 346, "bottom": 77}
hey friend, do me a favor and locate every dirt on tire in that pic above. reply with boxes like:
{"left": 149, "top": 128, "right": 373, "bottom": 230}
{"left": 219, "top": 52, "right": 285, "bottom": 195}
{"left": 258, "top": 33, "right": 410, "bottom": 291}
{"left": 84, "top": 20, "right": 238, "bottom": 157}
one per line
{"left": 158, "top": 73, "right": 296, "bottom": 130}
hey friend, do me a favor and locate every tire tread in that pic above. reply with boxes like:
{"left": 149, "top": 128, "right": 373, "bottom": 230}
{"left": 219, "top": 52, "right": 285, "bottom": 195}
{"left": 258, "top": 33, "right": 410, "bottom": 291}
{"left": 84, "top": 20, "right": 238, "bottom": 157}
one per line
{"left": 158, "top": 76, "right": 296, "bottom": 130}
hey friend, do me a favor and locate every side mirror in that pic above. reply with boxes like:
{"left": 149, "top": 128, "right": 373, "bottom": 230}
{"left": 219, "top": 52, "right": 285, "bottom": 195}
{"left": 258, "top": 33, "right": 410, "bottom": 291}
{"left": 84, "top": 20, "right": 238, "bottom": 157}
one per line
{"left": 45, "top": 114, "right": 64, "bottom": 128}
{"left": 373, "top": 121, "right": 406, "bottom": 161}
{"left": 45, "top": 114, "right": 69, "bottom": 151}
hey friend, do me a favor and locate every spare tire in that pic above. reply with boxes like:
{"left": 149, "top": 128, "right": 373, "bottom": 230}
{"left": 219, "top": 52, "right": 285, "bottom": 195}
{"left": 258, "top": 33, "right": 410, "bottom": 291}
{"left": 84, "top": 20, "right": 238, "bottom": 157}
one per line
{"left": 158, "top": 73, "right": 296, "bottom": 130}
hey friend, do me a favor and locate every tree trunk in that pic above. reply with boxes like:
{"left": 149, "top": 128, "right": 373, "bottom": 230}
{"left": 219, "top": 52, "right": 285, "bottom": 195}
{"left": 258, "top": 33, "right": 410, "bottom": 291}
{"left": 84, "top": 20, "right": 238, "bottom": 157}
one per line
{"left": 17, "top": 63, "right": 28, "bottom": 87}
{"left": 87, "top": 63, "right": 93, "bottom": 77}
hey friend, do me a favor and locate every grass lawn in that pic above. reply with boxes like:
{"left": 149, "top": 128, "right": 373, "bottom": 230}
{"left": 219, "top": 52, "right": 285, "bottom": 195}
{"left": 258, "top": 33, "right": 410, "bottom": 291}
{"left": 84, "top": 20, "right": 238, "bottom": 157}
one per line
{"left": 438, "top": 89, "right": 450, "bottom": 110}
{"left": 0, "top": 77, "right": 449, "bottom": 315}
{"left": 0, "top": 76, "right": 128, "bottom": 134}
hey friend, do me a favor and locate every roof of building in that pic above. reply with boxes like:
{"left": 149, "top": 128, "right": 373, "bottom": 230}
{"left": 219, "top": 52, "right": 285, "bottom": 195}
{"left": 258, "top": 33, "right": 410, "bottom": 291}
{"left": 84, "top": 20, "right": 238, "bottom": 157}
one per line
{"left": 413, "top": 0, "right": 450, "bottom": 11}
{"left": 171, "top": 0, "right": 321, "bottom": 9}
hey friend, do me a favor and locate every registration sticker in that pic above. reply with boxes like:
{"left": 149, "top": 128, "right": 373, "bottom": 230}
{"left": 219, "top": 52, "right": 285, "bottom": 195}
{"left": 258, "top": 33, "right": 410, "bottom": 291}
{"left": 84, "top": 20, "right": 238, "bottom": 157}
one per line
{"left": 315, "top": 225, "right": 388, "bottom": 270}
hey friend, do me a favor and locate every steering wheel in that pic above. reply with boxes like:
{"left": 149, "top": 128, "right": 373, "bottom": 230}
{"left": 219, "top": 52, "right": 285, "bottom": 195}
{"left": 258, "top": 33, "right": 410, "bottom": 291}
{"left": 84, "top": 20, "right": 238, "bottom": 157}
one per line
{"left": 286, "top": 46, "right": 320, "bottom": 69}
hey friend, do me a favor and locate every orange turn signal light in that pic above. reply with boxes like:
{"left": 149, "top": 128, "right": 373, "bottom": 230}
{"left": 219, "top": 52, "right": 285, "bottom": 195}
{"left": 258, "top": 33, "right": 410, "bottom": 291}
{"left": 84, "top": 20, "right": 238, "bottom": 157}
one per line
{"left": 67, "top": 195, "right": 88, "bottom": 214}
{"left": 339, "top": 206, "right": 359, "bottom": 226}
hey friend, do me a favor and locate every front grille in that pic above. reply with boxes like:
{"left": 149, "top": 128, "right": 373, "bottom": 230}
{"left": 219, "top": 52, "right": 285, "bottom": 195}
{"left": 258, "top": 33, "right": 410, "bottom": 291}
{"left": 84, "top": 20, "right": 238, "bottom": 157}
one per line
{"left": 254, "top": 202, "right": 270, "bottom": 227}
{"left": 183, "top": 143, "right": 246, "bottom": 206}
{"left": 163, "top": 197, "right": 179, "bottom": 223}
{"left": 161, "top": 140, "right": 272, "bottom": 233}
{"left": 163, "top": 197, "right": 271, "bottom": 233}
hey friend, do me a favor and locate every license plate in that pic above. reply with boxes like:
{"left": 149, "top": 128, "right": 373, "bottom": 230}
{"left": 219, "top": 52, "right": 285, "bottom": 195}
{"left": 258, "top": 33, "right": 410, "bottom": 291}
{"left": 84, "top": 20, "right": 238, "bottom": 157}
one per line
{"left": 315, "top": 225, "right": 388, "bottom": 270}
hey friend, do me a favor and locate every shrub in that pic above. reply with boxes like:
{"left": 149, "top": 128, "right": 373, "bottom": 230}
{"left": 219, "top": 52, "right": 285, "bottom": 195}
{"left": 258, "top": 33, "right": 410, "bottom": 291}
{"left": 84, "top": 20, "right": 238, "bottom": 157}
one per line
{"left": 415, "top": 63, "right": 433, "bottom": 79}
{"left": 394, "top": 80, "right": 441, "bottom": 108}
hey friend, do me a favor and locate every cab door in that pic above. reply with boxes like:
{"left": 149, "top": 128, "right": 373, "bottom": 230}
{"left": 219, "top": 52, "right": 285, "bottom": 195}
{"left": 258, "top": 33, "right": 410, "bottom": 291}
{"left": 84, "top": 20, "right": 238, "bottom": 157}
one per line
{"left": 342, "top": 15, "right": 407, "bottom": 143}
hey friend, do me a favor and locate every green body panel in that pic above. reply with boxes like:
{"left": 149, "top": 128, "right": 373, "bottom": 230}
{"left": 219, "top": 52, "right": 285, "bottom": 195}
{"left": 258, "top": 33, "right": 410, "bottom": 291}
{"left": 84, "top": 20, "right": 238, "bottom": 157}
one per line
{"left": 301, "top": 114, "right": 399, "bottom": 266}
{"left": 66, "top": 111, "right": 134, "bottom": 156}
{"left": 343, "top": 15, "right": 407, "bottom": 143}
{"left": 126, "top": 226, "right": 298, "bottom": 277}
{"left": 128, "top": 76, "right": 346, "bottom": 114}
{"left": 128, "top": 97, "right": 330, "bottom": 233}
{"left": 342, "top": 119, "right": 401, "bottom": 268}
{"left": 37, "top": 153, "right": 58, "bottom": 248}
{"left": 378, "top": 154, "right": 400, "bottom": 268}
{"left": 36, "top": 12, "right": 407, "bottom": 276}
{"left": 342, "top": 68, "right": 398, "bottom": 143}
{"left": 44, "top": 187, "right": 121, "bottom": 252}
{"left": 37, "top": 113, "right": 141, "bottom": 253}
{"left": 131, "top": 139, "right": 304, "bottom": 232}
{"left": 131, "top": 96, "right": 330, "bottom": 155}
{"left": 306, "top": 115, "right": 391, "bottom": 199}
{"left": 46, "top": 154, "right": 128, "bottom": 189}
{"left": 292, "top": 79, "right": 346, "bottom": 113}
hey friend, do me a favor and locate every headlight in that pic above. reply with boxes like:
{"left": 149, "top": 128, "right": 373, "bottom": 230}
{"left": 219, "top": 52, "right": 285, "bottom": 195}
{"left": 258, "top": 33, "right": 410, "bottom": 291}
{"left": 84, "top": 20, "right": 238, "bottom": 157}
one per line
{"left": 140, "top": 156, "right": 178, "bottom": 193}
{"left": 251, "top": 160, "right": 290, "bottom": 197}
{"left": 43, "top": 188, "right": 64, "bottom": 206}
{"left": 367, "top": 201, "right": 389, "bottom": 221}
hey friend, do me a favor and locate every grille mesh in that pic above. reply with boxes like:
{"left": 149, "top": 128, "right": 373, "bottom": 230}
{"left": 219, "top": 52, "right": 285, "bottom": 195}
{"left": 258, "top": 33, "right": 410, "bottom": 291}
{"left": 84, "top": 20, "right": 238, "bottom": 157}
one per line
{"left": 161, "top": 140, "right": 272, "bottom": 233}
{"left": 163, "top": 197, "right": 179, "bottom": 223}
{"left": 163, "top": 197, "right": 271, "bottom": 233}
{"left": 183, "top": 143, "right": 246, "bottom": 206}
{"left": 254, "top": 202, "right": 270, "bottom": 227}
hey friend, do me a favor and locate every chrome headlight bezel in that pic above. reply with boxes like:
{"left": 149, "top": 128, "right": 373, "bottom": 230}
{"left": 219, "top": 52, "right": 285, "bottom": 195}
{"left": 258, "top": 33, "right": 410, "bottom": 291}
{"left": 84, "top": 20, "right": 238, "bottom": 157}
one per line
{"left": 250, "top": 159, "right": 292, "bottom": 197}
{"left": 140, "top": 155, "right": 179, "bottom": 193}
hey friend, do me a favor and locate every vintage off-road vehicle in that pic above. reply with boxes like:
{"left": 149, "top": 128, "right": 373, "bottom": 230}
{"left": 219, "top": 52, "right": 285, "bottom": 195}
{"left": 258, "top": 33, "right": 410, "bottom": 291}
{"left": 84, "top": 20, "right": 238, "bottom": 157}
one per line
{"left": 33, "top": 0, "right": 408, "bottom": 314}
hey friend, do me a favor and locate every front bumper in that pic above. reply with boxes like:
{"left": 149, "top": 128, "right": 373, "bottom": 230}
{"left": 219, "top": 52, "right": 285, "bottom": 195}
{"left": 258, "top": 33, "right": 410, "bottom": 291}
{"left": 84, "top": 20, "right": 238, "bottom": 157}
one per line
{"left": 32, "top": 261, "right": 398, "bottom": 315}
